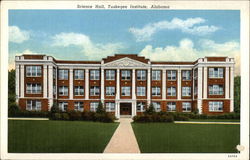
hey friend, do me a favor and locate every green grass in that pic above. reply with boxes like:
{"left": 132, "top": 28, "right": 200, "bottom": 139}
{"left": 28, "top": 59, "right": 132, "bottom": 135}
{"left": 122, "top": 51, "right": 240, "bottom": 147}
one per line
{"left": 188, "top": 119, "right": 240, "bottom": 122}
{"left": 8, "top": 120, "right": 119, "bottom": 153}
{"left": 132, "top": 123, "right": 240, "bottom": 153}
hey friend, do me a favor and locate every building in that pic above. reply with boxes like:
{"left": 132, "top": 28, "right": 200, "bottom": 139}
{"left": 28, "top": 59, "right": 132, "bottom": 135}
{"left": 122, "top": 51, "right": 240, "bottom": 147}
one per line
{"left": 15, "top": 54, "right": 235, "bottom": 118}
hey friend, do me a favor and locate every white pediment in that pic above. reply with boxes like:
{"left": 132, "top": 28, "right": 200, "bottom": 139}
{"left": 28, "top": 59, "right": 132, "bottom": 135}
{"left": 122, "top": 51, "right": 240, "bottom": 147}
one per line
{"left": 104, "top": 57, "right": 148, "bottom": 67}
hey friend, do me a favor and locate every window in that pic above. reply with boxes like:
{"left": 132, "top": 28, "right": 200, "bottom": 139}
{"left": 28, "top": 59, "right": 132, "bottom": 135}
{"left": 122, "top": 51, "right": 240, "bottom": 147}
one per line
{"left": 74, "top": 70, "right": 84, "bottom": 80}
{"left": 26, "top": 66, "right": 42, "bottom": 77}
{"left": 167, "top": 70, "right": 177, "bottom": 80}
{"left": 137, "top": 102, "right": 146, "bottom": 112}
{"left": 209, "top": 85, "right": 224, "bottom": 95}
{"left": 26, "top": 83, "right": 42, "bottom": 94}
{"left": 90, "top": 102, "right": 99, "bottom": 112}
{"left": 74, "top": 102, "right": 84, "bottom": 112}
{"left": 137, "top": 70, "right": 146, "bottom": 80}
{"left": 121, "top": 70, "right": 131, "bottom": 80}
{"left": 167, "top": 87, "right": 176, "bottom": 96}
{"left": 59, "top": 70, "right": 68, "bottom": 80}
{"left": 182, "top": 87, "right": 191, "bottom": 96}
{"left": 90, "top": 70, "right": 100, "bottom": 80}
{"left": 209, "top": 68, "right": 224, "bottom": 78}
{"left": 90, "top": 86, "right": 100, "bottom": 96}
{"left": 59, "top": 86, "right": 68, "bottom": 96}
{"left": 121, "top": 87, "right": 131, "bottom": 96}
{"left": 106, "top": 70, "right": 115, "bottom": 80}
{"left": 53, "top": 85, "right": 56, "bottom": 95}
{"left": 74, "top": 86, "right": 84, "bottom": 96}
{"left": 182, "top": 70, "right": 191, "bottom": 80}
{"left": 182, "top": 102, "right": 191, "bottom": 112}
{"left": 167, "top": 102, "right": 176, "bottom": 112}
{"left": 106, "top": 87, "right": 115, "bottom": 96}
{"left": 59, "top": 102, "right": 68, "bottom": 112}
{"left": 137, "top": 87, "right": 146, "bottom": 96}
{"left": 194, "top": 69, "right": 198, "bottom": 78}
{"left": 152, "top": 87, "right": 161, "bottom": 96}
{"left": 152, "top": 70, "right": 161, "bottom": 80}
{"left": 209, "top": 101, "right": 223, "bottom": 112}
{"left": 105, "top": 102, "right": 115, "bottom": 112}
{"left": 53, "top": 68, "right": 56, "bottom": 79}
{"left": 152, "top": 102, "right": 161, "bottom": 112}
{"left": 26, "top": 100, "right": 41, "bottom": 111}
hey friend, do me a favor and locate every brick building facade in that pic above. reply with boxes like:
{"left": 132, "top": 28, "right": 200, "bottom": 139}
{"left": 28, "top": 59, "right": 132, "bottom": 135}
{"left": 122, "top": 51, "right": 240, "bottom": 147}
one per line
{"left": 15, "top": 54, "right": 235, "bottom": 118}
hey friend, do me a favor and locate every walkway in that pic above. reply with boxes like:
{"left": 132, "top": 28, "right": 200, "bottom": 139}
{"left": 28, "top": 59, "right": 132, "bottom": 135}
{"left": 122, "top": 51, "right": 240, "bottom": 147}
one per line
{"left": 103, "top": 118, "right": 140, "bottom": 153}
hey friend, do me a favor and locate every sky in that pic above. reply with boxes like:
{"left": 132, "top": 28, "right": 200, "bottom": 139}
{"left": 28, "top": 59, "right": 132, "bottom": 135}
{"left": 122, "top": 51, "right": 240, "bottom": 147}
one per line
{"left": 8, "top": 10, "right": 240, "bottom": 75}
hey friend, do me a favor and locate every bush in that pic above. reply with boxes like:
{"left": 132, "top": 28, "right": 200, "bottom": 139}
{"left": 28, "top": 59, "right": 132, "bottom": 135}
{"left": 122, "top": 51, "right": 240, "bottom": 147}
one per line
{"left": 82, "top": 111, "right": 96, "bottom": 121}
{"left": 8, "top": 102, "right": 20, "bottom": 117}
{"left": 68, "top": 111, "right": 82, "bottom": 121}
{"left": 95, "top": 113, "right": 115, "bottom": 123}
{"left": 145, "top": 103, "right": 156, "bottom": 115}
{"left": 96, "top": 101, "right": 105, "bottom": 114}
{"left": 133, "top": 113, "right": 174, "bottom": 123}
{"left": 61, "top": 113, "right": 70, "bottom": 120}
{"left": 53, "top": 113, "right": 62, "bottom": 120}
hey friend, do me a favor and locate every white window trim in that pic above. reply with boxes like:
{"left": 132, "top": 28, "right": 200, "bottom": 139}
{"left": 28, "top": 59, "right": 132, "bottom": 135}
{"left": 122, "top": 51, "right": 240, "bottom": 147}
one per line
{"left": 74, "top": 70, "right": 84, "bottom": 80}
{"left": 152, "top": 70, "right": 161, "bottom": 80}
{"left": 182, "top": 102, "right": 191, "bottom": 112}
{"left": 152, "top": 87, "right": 161, "bottom": 96}
{"left": 90, "top": 86, "right": 100, "bottom": 96}
{"left": 209, "top": 101, "right": 223, "bottom": 112}
{"left": 90, "top": 102, "right": 99, "bottom": 112}
{"left": 106, "top": 86, "right": 115, "bottom": 96}
{"left": 209, "top": 85, "right": 224, "bottom": 95}
{"left": 90, "top": 70, "right": 100, "bottom": 80}
{"left": 209, "top": 68, "right": 224, "bottom": 79}
{"left": 26, "top": 66, "right": 42, "bottom": 77}
{"left": 74, "top": 102, "right": 84, "bottom": 112}
{"left": 59, "top": 102, "right": 68, "bottom": 112}
{"left": 59, "top": 86, "right": 69, "bottom": 96}
{"left": 137, "top": 102, "right": 146, "bottom": 112}
{"left": 137, "top": 86, "right": 146, "bottom": 96}
{"left": 26, "top": 100, "right": 41, "bottom": 111}
{"left": 106, "top": 70, "right": 115, "bottom": 80}
{"left": 105, "top": 102, "right": 115, "bottom": 112}
{"left": 182, "top": 70, "right": 191, "bottom": 81}
{"left": 59, "top": 69, "right": 68, "bottom": 80}
{"left": 167, "top": 102, "right": 176, "bottom": 112}
{"left": 167, "top": 87, "right": 176, "bottom": 96}
{"left": 182, "top": 87, "right": 191, "bottom": 96}
{"left": 121, "top": 70, "right": 131, "bottom": 80}
{"left": 121, "top": 86, "right": 131, "bottom": 96}
{"left": 26, "top": 83, "right": 42, "bottom": 94}
{"left": 74, "top": 86, "right": 84, "bottom": 96}
{"left": 137, "top": 70, "right": 146, "bottom": 81}
{"left": 152, "top": 102, "right": 161, "bottom": 112}
{"left": 167, "top": 70, "right": 177, "bottom": 81}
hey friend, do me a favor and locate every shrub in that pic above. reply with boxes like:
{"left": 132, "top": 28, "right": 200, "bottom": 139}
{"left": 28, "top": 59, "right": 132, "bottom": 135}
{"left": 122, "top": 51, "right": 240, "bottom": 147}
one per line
{"left": 61, "top": 113, "right": 70, "bottom": 120}
{"left": 96, "top": 101, "right": 105, "bottom": 114}
{"left": 95, "top": 113, "right": 115, "bottom": 123}
{"left": 133, "top": 113, "right": 174, "bottom": 123}
{"left": 50, "top": 102, "right": 60, "bottom": 113}
{"left": 68, "top": 111, "right": 82, "bottom": 121}
{"left": 82, "top": 111, "right": 96, "bottom": 121}
{"left": 53, "top": 113, "right": 62, "bottom": 120}
{"left": 8, "top": 102, "right": 20, "bottom": 117}
{"left": 145, "top": 103, "right": 156, "bottom": 115}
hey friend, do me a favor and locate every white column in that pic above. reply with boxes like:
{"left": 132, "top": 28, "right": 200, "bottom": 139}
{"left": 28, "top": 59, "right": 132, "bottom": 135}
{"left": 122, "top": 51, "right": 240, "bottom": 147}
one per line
{"left": 116, "top": 69, "right": 120, "bottom": 99}
{"left": 147, "top": 68, "right": 151, "bottom": 105}
{"left": 48, "top": 65, "right": 54, "bottom": 109}
{"left": 43, "top": 65, "right": 48, "bottom": 98}
{"left": 197, "top": 67, "right": 203, "bottom": 114}
{"left": 162, "top": 70, "right": 166, "bottom": 99}
{"left": 177, "top": 69, "right": 181, "bottom": 100}
{"left": 85, "top": 69, "right": 89, "bottom": 99}
{"left": 230, "top": 67, "right": 234, "bottom": 112}
{"left": 101, "top": 68, "right": 105, "bottom": 101}
{"left": 225, "top": 67, "right": 230, "bottom": 99}
{"left": 20, "top": 65, "right": 24, "bottom": 98}
{"left": 115, "top": 102, "right": 120, "bottom": 118}
{"left": 15, "top": 64, "right": 19, "bottom": 102}
{"left": 132, "top": 69, "right": 136, "bottom": 99}
{"left": 203, "top": 67, "right": 207, "bottom": 99}
{"left": 69, "top": 68, "right": 73, "bottom": 99}
{"left": 132, "top": 101, "right": 136, "bottom": 117}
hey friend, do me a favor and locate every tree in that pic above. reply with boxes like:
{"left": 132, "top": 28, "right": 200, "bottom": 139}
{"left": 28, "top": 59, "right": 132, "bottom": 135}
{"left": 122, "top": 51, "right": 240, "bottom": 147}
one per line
{"left": 8, "top": 69, "right": 16, "bottom": 95}
{"left": 145, "top": 103, "right": 156, "bottom": 115}
{"left": 234, "top": 76, "right": 240, "bottom": 113}
{"left": 96, "top": 101, "right": 105, "bottom": 114}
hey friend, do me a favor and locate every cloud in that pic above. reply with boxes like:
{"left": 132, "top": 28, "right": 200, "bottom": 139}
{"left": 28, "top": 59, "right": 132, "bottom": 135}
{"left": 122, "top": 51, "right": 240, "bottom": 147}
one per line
{"left": 9, "top": 26, "right": 30, "bottom": 43}
{"left": 139, "top": 38, "right": 240, "bottom": 75}
{"left": 51, "top": 32, "right": 124, "bottom": 60}
{"left": 129, "top": 17, "right": 219, "bottom": 42}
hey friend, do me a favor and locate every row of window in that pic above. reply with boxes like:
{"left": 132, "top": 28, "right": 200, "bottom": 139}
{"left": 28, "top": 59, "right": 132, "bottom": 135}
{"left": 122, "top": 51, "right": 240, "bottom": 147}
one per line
{"left": 26, "top": 100, "right": 224, "bottom": 112}
{"left": 26, "top": 84, "right": 224, "bottom": 96}
{"left": 26, "top": 66, "right": 225, "bottom": 80}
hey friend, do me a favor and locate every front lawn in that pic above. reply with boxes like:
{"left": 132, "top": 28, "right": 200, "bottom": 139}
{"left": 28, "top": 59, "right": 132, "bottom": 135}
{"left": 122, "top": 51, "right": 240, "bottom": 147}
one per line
{"left": 188, "top": 119, "right": 240, "bottom": 122}
{"left": 132, "top": 123, "right": 240, "bottom": 153}
{"left": 8, "top": 120, "right": 118, "bottom": 153}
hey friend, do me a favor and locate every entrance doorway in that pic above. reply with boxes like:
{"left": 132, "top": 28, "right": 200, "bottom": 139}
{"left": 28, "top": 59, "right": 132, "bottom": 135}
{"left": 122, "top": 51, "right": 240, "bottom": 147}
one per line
{"left": 120, "top": 103, "right": 132, "bottom": 115}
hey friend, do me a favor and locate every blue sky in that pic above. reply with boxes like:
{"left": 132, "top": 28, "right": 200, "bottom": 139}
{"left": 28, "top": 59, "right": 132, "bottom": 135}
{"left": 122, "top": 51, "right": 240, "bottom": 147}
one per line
{"left": 8, "top": 10, "right": 240, "bottom": 74}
